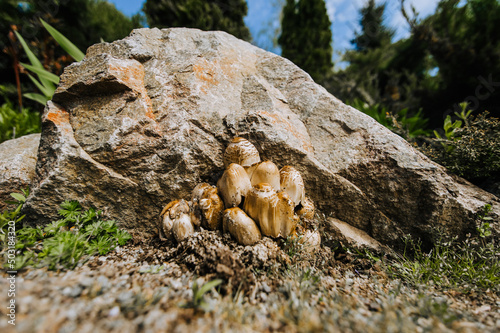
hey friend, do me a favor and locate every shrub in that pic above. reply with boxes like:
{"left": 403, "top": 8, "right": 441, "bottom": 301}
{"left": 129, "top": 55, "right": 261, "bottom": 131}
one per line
{"left": 421, "top": 111, "right": 500, "bottom": 182}
{"left": 348, "top": 98, "right": 431, "bottom": 140}
{"left": 0, "top": 101, "right": 41, "bottom": 143}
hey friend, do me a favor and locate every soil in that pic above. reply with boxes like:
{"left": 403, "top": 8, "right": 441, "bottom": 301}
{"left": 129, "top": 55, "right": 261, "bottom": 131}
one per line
{"left": 1, "top": 229, "right": 499, "bottom": 333}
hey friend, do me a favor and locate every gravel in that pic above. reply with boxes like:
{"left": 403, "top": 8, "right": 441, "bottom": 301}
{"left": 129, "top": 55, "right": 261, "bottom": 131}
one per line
{"left": 1, "top": 229, "right": 499, "bottom": 332}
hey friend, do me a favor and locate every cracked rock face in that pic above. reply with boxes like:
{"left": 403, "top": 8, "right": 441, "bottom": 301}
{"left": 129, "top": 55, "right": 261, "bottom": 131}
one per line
{"left": 0, "top": 134, "right": 40, "bottom": 211}
{"left": 22, "top": 28, "right": 499, "bottom": 247}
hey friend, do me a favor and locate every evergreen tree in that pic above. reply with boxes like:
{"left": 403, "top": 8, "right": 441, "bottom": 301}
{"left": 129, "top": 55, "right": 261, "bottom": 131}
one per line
{"left": 278, "top": 0, "right": 333, "bottom": 82}
{"left": 352, "top": 0, "right": 394, "bottom": 52}
{"left": 143, "top": 0, "right": 251, "bottom": 41}
{"left": 338, "top": 0, "right": 397, "bottom": 104}
{"left": 403, "top": 0, "right": 500, "bottom": 125}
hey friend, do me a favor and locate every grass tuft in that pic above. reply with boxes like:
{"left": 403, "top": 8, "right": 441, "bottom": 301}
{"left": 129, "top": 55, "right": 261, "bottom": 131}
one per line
{"left": 1, "top": 189, "right": 132, "bottom": 270}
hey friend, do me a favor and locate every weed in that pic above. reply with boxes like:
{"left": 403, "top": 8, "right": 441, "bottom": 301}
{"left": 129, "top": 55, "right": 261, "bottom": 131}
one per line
{"left": 386, "top": 208, "right": 499, "bottom": 292}
{"left": 138, "top": 264, "right": 168, "bottom": 274}
{"left": 477, "top": 204, "right": 493, "bottom": 239}
{"left": 180, "top": 278, "right": 223, "bottom": 312}
{"left": 283, "top": 232, "right": 304, "bottom": 259}
{"left": 1, "top": 190, "right": 132, "bottom": 270}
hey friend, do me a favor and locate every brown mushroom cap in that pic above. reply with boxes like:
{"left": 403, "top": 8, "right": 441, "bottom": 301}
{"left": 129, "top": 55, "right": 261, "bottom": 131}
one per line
{"left": 173, "top": 213, "right": 195, "bottom": 242}
{"left": 296, "top": 196, "right": 315, "bottom": 220}
{"left": 159, "top": 199, "right": 191, "bottom": 241}
{"left": 224, "top": 137, "right": 261, "bottom": 168}
{"left": 277, "top": 191, "right": 299, "bottom": 238}
{"left": 192, "top": 183, "right": 212, "bottom": 203}
{"left": 222, "top": 207, "right": 261, "bottom": 246}
{"left": 279, "top": 166, "right": 305, "bottom": 206}
{"left": 299, "top": 230, "right": 321, "bottom": 252}
{"left": 251, "top": 161, "right": 281, "bottom": 191}
{"left": 191, "top": 183, "right": 224, "bottom": 230}
{"left": 217, "top": 163, "right": 252, "bottom": 208}
{"left": 243, "top": 183, "right": 280, "bottom": 237}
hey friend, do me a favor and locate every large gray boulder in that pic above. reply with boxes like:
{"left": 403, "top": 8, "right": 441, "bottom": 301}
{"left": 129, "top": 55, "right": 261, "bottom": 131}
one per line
{"left": 0, "top": 134, "right": 40, "bottom": 211}
{"left": 22, "top": 28, "right": 499, "bottom": 247}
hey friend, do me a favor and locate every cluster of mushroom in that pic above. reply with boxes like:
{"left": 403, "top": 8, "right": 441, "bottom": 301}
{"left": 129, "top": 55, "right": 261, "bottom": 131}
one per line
{"left": 159, "top": 137, "right": 320, "bottom": 248}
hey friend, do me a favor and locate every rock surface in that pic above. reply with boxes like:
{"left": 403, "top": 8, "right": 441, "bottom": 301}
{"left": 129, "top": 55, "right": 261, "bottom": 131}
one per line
{"left": 326, "top": 218, "right": 385, "bottom": 253}
{"left": 22, "top": 28, "right": 499, "bottom": 247}
{"left": 0, "top": 134, "right": 40, "bottom": 211}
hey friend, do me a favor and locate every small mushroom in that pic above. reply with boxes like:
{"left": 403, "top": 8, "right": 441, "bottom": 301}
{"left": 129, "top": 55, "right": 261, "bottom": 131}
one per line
{"left": 299, "top": 229, "right": 321, "bottom": 252}
{"left": 191, "top": 183, "right": 224, "bottom": 230}
{"left": 192, "top": 183, "right": 212, "bottom": 203}
{"left": 279, "top": 166, "right": 305, "bottom": 206}
{"left": 173, "top": 213, "right": 195, "bottom": 242}
{"left": 277, "top": 191, "right": 299, "bottom": 238}
{"left": 243, "top": 183, "right": 280, "bottom": 237}
{"left": 250, "top": 161, "right": 281, "bottom": 191}
{"left": 159, "top": 199, "right": 193, "bottom": 241}
{"left": 217, "top": 163, "right": 252, "bottom": 208}
{"left": 224, "top": 137, "right": 261, "bottom": 169}
{"left": 295, "top": 196, "right": 315, "bottom": 220}
{"left": 222, "top": 207, "right": 261, "bottom": 245}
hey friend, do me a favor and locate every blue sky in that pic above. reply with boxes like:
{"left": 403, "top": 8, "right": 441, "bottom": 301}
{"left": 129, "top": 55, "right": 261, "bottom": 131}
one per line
{"left": 108, "top": 0, "right": 440, "bottom": 64}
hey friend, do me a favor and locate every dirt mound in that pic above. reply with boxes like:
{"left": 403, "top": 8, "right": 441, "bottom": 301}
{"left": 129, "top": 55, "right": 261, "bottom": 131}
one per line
{"left": 142, "top": 229, "right": 291, "bottom": 293}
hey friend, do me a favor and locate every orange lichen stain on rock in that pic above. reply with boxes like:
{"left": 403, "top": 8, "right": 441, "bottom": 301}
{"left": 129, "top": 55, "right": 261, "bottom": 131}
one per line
{"left": 256, "top": 110, "right": 314, "bottom": 153}
{"left": 193, "top": 59, "right": 220, "bottom": 93}
{"left": 46, "top": 108, "right": 70, "bottom": 126}
{"left": 46, "top": 106, "right": 73, "bottom": 136}
{"left": 109, "top": 62, "right": 155, "bottom": 121}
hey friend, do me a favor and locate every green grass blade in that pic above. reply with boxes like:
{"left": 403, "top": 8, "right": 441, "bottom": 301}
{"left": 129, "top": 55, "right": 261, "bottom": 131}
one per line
{"left": 10, "top": 193, "right": 26, "bottom": 203}
{"left": 40, "top": 19, "right": 85, "bottom": 62}
{"left": 14, "top": 31, "right": 53, "bottom": 89}
{"left": 26, "top": 73, "right": 54, "bottom": 98}
{"left": 197, "top": 279, "right": 223, "bottom": 297}
{"left": 14, "top": 31, "right": 43, "bottom": 69}
{"left": 20, "top": 62, "right": 60, "bottom": 84}
{"left": 23, "top": 92, "right": 49, "bottom": 105}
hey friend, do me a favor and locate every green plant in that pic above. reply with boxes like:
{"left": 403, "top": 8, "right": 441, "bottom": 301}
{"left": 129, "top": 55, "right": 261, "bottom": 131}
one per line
{"left": 0, "top": 189, "right": 29, "bottom": 240}
{"left": 15, "top": 19, "right": 84, "bottom": 105}
{"left": 138, "top": 264, "right": 168, "bottom": 274}
{"left": 0, "top": 101, "right": 41, "bottom": 143}
{"left": 433, "top": 102, "right": 473, "bottom": 145}
{"left": 348, "top": 99, "right": 430, "bottom": 139}
{"left": 421, "top": 111, "right": 500, "bottom": 181}
{"left": 181, "top": 278, "right": 223, "bottom": 312}
{"left": 390, "top": 108, "right": 431, "bottom": 139}
{"left": 283, "top": 232, "right": 305, "bottom": 258}
{"left": 1, "top": 192, "right": 132, "bottom": 271}
{"left": 387, "top": 224, "right": 499, "bottom": 292}
{"left": 477, "top": 204, "right": 493, "bottom": 239}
